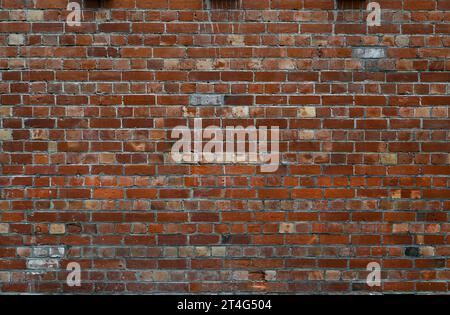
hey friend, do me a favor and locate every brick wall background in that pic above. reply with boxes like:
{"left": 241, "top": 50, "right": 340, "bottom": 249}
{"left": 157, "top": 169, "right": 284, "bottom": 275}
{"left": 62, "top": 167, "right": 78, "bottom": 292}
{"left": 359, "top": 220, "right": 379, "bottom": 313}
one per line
{"left": 0, "top": 0, "right": 449, "bottom": 294}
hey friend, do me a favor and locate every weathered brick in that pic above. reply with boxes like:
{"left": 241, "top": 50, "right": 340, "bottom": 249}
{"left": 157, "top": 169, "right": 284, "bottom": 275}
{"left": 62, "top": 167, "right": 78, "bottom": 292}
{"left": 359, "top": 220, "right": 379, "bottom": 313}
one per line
{"left": 8, "top": 34, "right": 24, "bottom": 46}
{"left": 26, "top": 259, "right": 59, "bottom": 270}
{"left": 49, "top": 224, "right": 65, "bottom": 235}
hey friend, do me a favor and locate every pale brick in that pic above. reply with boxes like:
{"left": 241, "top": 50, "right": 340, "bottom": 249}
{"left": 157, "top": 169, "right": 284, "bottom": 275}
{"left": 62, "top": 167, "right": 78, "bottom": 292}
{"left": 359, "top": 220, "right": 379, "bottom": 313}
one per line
{"left": 32, "top": 247, "right": 49, "bottom": 257}
{"left": 196, "top": 59, "right": 214, "bottom": 70}
{"left": 380, "top": 153, "right": 397, "bottom": 165}
{"left": 8, "top": 34, "right": 25, "bottom": 46}
{"left": 279, "top": 223, "right": 295, "bottom": 233}
{"left": 26, "top": 258, "right": 59, "bottom": 270}
{"left": 164, "top": 247, "right": 177, "bottom": 256}
{"left": 425, "top": 224, "right": 440, "bottom": 233}
{"left": 391, "top": 190, "right": 401, "bottom": 199}
{"left": 231, "top": 106, "right": 249, "bottom": 118}
{"left": 49, "top": 246, "right": 65, "bottom": 258}
{"left": 27, "top": 10, "right": 45, "bottom": 21}
{"left": 0, "top": 107, "right": 11, "bottom": 117}
{"left": 278, "top": 59, "right": 296, "bottom": 70}
{"left": 0, "top": 223, "right": 9, "bottom": 234}
{"left": 49, "top": 224, "right": 66, "bottom": 235}
{"left": 395, "top": 35, "right": 409, "bottom": 46}
{"left": 0, "top": 129, "right": 12, "bottom": 140}
{"left": 0, "top": 272, "right": 10, "bottom": 282}
{"left": 211, "top": 246, "right": 226, "bottom": 256}
{"left": 298, "top": 106, "right": 316, "bottom": 117}
{"left": 415, "top": 107, "right": 430, "bottom": 117}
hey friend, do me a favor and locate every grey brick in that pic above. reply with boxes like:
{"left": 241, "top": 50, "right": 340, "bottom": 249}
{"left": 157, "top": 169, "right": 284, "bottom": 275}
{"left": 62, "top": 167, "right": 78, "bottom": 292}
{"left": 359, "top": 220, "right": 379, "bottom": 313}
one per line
{"left": 190, "top": 94, "right": 224, "bottom": 106}
{"left": 352, "top": 47, "right": 386, "bottom": 59}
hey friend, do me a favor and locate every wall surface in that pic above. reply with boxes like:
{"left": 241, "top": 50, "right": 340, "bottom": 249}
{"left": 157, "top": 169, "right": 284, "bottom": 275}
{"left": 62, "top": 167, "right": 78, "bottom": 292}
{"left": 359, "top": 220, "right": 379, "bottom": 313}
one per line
{"left": 0, "top": 0, "right": 449, "bottom": 294}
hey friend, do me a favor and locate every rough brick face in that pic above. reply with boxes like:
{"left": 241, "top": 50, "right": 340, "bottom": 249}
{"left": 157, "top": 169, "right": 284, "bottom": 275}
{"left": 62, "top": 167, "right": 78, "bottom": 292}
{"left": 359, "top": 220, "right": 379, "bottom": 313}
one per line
{"left": 0, "top": 0, "right": 449, "bottom": 294}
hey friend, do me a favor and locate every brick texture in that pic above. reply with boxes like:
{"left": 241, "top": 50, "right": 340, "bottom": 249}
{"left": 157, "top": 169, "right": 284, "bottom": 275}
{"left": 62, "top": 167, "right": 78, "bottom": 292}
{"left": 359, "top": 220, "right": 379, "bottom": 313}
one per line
{"left": 0, "top": 0, "right": 449, "bottom": 294}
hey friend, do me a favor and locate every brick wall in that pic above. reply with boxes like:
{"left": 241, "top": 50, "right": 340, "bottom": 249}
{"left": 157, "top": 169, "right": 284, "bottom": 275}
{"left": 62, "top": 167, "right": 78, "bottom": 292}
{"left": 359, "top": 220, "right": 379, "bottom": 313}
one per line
{"left": 0, "top": 0, "right": 449, "bottom": 294}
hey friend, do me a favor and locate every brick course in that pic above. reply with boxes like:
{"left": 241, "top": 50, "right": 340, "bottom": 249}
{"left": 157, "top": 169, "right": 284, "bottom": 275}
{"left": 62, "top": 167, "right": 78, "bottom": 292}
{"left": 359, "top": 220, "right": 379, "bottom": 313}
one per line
{"left": 0, "top": 0, "right": 449, "bottom": 294}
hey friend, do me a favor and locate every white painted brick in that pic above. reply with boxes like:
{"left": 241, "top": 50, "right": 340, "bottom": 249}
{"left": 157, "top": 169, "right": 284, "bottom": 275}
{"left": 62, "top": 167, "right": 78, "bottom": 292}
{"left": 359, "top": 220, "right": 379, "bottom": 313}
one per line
{"left": 380, "top": 153, "right": 397, "bottom": 165}
{"left": 0, "top": 272, "right": 10, "bottom": 282}
{"left": 298, "top": 130, "right": 315, "bottom": 140}
{"left": 17, "top": 247, "right": 31, "bottom": 257}
{"left": 49, "top": 223, "right": 66, "bottom": 235}
{"left": 32, "top": 247, "right": 49, "bottom": 257}
{"left": 265, "top": 270, "right": 276, "bottom": 281}
{"left": 190, "top": 94, "right": 224, "bottom": 106}
{"left": 31, "top": 129, "right": 48, "bottom": 140}
{"left": 49, "top": 246, "right": 65, "bottom": 258}
{"left": 8, "top": 34, "right": 24, "bottom": 46}
{"left": 231, "top": 106, "right": 249, "bottom": 118}
{"left": 211, "top": 246, "right": 226, "bottom": 256}
{"left": 26, "top": 258, "right": 59, "bottom": 270}
{"left": 227, "top": 35, "right": 245, "bottom": 46}
{"left": 420, "top": 246, "right": 435, "bottom": 256}
{"left": 352, "top": 47, "right": 385, "bottom": 59}
{"left": 48, "top": 141, "right": 58, "bottom": 152}
{"left": 279, "top": 223, "right": 295, "bottom": 233}
{"left": 196, "top": 59, "right": 214, "bottom": 70}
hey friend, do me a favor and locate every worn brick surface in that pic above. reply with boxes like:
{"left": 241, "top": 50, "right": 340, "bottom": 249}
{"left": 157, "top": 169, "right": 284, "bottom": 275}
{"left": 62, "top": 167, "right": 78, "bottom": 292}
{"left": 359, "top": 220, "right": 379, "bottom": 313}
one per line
{"left": 0, "top": 0, "right": 449, "bottom": 294}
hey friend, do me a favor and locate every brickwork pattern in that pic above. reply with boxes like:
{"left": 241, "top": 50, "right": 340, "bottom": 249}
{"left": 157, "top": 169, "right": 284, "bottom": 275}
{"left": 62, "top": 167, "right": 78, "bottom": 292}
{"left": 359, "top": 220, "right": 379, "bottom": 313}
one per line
{"left": 0, "top": 0, "right": 449, "bottom": 293}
